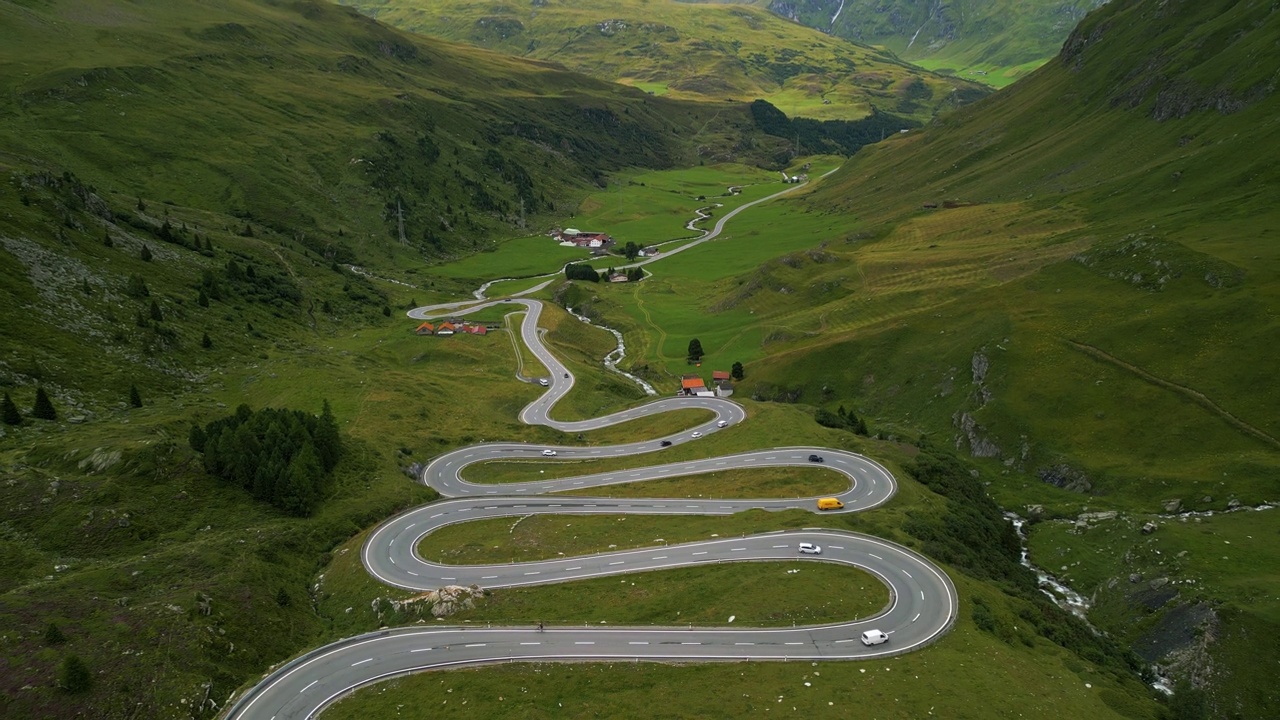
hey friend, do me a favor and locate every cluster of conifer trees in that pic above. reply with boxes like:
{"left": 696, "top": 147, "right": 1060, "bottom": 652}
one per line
{"left": 188, "top": 403, "right": 342, "bottom": 516}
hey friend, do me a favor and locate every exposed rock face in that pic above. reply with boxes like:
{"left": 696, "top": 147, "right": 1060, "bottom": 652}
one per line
{"left": 1037, "top": 463, "right": 1093, "bottom": 493}
{"left": 971, "top": 351, "right": 989, "bottom": 384}
{"left": 954, "top": 411, "right": 1001, "bottom": 458}
{"left": 378, "top": 585, "right": 486, "bottom": 619}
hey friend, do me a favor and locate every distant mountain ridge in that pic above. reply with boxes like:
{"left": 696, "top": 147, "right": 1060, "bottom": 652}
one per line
{"left": 342, "top": 0, "right": 990, "bottom": 121}
{"left": 766, "top": 0, "right": 1109, "bottom": 83}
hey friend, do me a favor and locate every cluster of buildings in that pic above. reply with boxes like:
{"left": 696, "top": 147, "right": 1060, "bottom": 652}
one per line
{"left": 551, "top": 228, "right": 614, "bottom": 250}
{"left": 679, "top": 371, "right": 734, "bottom": 397}
{"left": 415, "top": 320, "right": 490, "bottom": 336}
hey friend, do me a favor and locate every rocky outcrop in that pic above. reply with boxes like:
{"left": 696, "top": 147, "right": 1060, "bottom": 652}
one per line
{"left": 954, "top": 411, "right": 1001, "bottom": 458}
{"left": 971, "top": 351, "right": 989, "bottom": 384}
{"left": 1037, "top": 463, "right": 1092, "bottom": 493}
{"left": 379, "top": 584, "right": 486, "bottom": 619}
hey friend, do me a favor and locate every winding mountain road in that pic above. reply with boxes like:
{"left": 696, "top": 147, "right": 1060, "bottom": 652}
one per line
{"left": 225, "top": 185, "right": 956, "bottom": 720}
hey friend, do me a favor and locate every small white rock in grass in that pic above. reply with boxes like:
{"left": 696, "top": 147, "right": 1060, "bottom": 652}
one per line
{"left": 728, "top": 615, "right": 735, "bottom": 623}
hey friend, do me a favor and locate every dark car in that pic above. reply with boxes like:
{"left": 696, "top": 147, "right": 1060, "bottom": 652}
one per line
{"left": 660, "top": 440, "right": 672, "bottom": 447}
{"left": 564, "top": 373, "right": 569, "bottom": 378}
{"left": 808, "top": 454, "right": 823, "bottom": 463}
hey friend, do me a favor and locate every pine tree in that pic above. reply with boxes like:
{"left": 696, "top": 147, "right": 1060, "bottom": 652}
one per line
{"left": 687, "top": 338, "right": 704, "bottom": 362}
{"left": 276, "top": 587, "right": 292, "bottom": 607}
{"left": 126, "top": 274, "right": 149, "bottom": 298}
{"left": 197, "top": 288, "right": 209, "bottom": 307}
{"left": 128, "top": 384, "right": 143, "bottom": 408}
{"left": 313, "top": 400, "right": 342, "bottom": 472}
{"left": 2, "top": 391, "right": 22, "bottom": 425}
{"left": 188, "top": 424, "right": 207, "bottom": 453}
{"left": 31, "top": 387, "right": 57, "bottom": 421}
{"left": 45, "top": 622, "right": 67, "bottom": 645}
{"left": 279, "top": 443, "right": 321, "bottom": 516}
{"left": 81, "top": 278, "right": 92, "bottom": 295}
{"left": 201, "top": 332, "right": 213, "bottom": 349}
{"left": 382, "top": 305, "right": 391, "bottom": 317}
{"left": 59, "top": 654, "right": 92, "bottom": 693}
{"left": 731, "top": 361, "right": 744, "bottom": 381}
{"left": 140, "top": 244, "right": 153, "bottom": 262}
{"left": 149, "top": 300, "right": 163, "bottom": 323}
{"left": 103, "top": 230, "right": 113, "bottom": 248}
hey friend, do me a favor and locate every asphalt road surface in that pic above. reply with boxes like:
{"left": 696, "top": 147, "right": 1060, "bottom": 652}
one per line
{"left": 226, "top": 299, "right": 955, "bottom": 720}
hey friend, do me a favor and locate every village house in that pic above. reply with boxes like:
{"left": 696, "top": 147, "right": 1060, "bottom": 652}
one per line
{"left": 680, "top": 374, "right": 714, "bottom": 397}
{"left": 415, "top": 320, "right": 493, "bottom": 337}
{"left": 711, "top": 370, "right": 730, "bottom": 385}
{"left": 551, "top": 227, "right": 615, "bottom": 250}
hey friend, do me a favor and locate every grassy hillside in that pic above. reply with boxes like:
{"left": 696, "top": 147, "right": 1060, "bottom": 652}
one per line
{"left": 0, "top": 0, "right": 777, "bottom": 265}
{"left": 555, "top": 0, "right": 1277, "bottom": 714}
{"left": 766, "top": 0, "right": 1109, "bottom": 86}
{"left": 0, "top": 1, "right": 782, "bottom": 717}
{"left": 340, "top": 0, "right": 990, "bottom": 122}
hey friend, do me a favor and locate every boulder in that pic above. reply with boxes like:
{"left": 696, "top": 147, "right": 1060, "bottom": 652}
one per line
{"left": 1141, "top": 521, "right": 1158, "bottom": 535}
{"left": 1163, "top": 498, "right": 1182, "bottom": 513}
{"left": 1129, "top": 573, "right": 1143, "bottom": 583}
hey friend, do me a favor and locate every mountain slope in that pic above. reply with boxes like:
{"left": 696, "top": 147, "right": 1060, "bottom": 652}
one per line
{"left": 340, "top": 0, "right": 990, "bottom": 121}
{"left": 713, "top": 0, "right": 1279, "bottom": 713}
{"left": 768, "top": 0, "right": 1109, "bottom": 85}
{"left": 0, "top": 2, "right": 789, "bottom": 717}
{"left": 0, "top": 0, "right": 769, "bottom": 262}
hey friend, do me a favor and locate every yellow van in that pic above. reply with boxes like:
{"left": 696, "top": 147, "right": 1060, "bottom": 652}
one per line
{"left": 817, "top": 497, "right": 844, "bottom": 511}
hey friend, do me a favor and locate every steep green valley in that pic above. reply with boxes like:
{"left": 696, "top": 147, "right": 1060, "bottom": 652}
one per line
{"left": 2, "top": 0, "right": 1277, "bottom": 718}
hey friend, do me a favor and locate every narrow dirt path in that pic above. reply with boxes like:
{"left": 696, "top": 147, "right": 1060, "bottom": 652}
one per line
{"left": 1067, "top": 339, "right": 1280, "bottom": 450}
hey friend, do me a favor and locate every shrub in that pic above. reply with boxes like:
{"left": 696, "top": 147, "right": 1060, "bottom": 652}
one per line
{"left": 59, "top": 654, "right": 91, "bottom": 693}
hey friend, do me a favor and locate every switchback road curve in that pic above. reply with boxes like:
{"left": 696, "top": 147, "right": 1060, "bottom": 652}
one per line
{"left": 227, "top": 307, "right": 956, "bottom": 718}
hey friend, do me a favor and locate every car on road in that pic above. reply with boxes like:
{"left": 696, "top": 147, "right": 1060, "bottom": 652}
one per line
{"left": 861, "top": 629, "right": 889, "bottom": 646}
{"left": 538, "top": 378, "right": 549, "bottom": 387}
{"left": 564, "top": 373, "right": 569, "bottom": 378}
{"left": 798, "top": 542, "right": 822, "bottom": 555}
{"left": 817, "top": 497, "right": 844, "bottom": 511}
{"left": 691, "top": 431, "right": 703, "bottom": 439}
{"left": 660, "top": 440, "right": 672, "bottom": 447}
{"left": 541, "top": 449, "right": 557, "bottom": 457}
{"left": 716, "top": 420, "right": 728, "bottom": 428}
{"left": 808, "top": 454, "right": 824, "bottom": 463}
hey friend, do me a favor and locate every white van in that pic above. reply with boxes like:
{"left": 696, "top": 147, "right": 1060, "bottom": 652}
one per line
{"left": 716, "top": 420, "right": 728, "bottom": 428}
{"left": 860, "top": 629, "right": 889, "bottom": 646}
{"left": 538, "top": 378, "right": 549, "bottom": 387}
